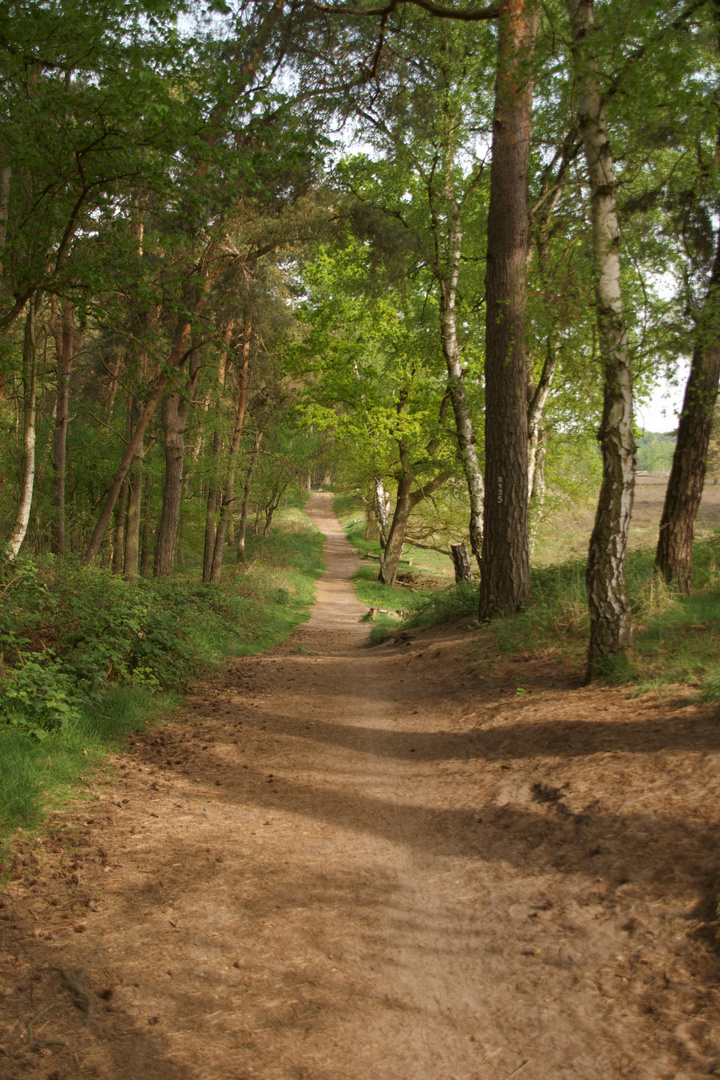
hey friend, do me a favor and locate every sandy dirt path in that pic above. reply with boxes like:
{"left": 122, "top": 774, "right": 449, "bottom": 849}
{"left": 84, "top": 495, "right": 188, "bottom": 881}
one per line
{"left": 1, "top": 493, "right": 720, "bottom": 1080}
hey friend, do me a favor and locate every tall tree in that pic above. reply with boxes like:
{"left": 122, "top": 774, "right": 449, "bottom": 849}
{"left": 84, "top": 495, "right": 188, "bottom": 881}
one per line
{"left": 565, "top": 0, "right": 635, "bottom": 677}
{"left": 478, "top": 0, "right": 537, "bottom": 618}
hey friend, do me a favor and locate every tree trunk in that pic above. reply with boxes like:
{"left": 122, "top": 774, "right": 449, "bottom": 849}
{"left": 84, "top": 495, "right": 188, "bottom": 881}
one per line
{"left": 479, "top": 0, "right": 537, "bottom": 619}
{"left": 237, "top": 427, "right": 264, "bottom": 562}
{"left": 0, "top": 164, "right": 10, "bottom": 274}
{"left": 566, "top": 0, "right": 635, "bottom": 678}
{"left": 112, "top": 474, "right": 129, "bottom": 574}
{"left": 50, "top": 299, "right": 81, "bottom": 555}
{"left": 124, "top": 397, "right": 144, "bottom": 579}
{"left": 140, "top": 445, "right": 154, "bottom": 576}
{"left": 374, "top": 477, "right": 391, "bottom": 547}
{"left": 263, "top": 484, "right": 287, "bottom": 537}
{"left": 154, "top": 341, "right": 201, "bottom": 578}
{"left": 528, "top": 427, "right": 546, "bottom": 555}
{"left": 84, "top": 275, "right": 211, "bottom": 566}
{"left": 655, "top": 230, "right": 720, "bottom": 590}
{"left": 527, "top": 333, "right": 558, "bottom": 498}
{"left": 7, "top": 300, "right": 38, "bottom": 560}
{"left": 154, "top": 390, "right": 187, "bottom": 577}
{"left": 379, "top": 462, "right": 448, "bottom": 587}
{"left": 203, "top": 321, "right": 232, "bottom": 583}
{"left": 379, "top": 470, "right": 414, "bottom": 588}
{"left": 450, "top": 542, "right": 472, "bottom": 583}
{"left": 210, "top": 318, "right": 252, "bottom": 582}
{"left": 439, "top": 217, "right": 485, "bottom": 570}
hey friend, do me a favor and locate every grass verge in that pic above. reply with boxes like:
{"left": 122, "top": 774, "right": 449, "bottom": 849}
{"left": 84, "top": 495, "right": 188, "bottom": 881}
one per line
{"left": 0, "top": 506, "right": 324, "bottom": 849}
{"left": 337, "top": 486, "right": 720, "bottom": 700}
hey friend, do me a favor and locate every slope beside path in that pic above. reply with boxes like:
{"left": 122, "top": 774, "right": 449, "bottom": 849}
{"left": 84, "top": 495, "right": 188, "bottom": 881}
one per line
{"left": 1, "top": 492, "right": 719, "bottom": 1079}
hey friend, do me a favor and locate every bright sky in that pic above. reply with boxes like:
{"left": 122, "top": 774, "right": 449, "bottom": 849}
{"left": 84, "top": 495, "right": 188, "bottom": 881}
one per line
{"left": 635, "top": 364, "right": 689, "bottom": 435}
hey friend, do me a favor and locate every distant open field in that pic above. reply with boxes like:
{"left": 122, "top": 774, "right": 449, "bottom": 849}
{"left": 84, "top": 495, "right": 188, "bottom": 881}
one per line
{"left": 534, "top": 474, "right": 720, "bottom": 566}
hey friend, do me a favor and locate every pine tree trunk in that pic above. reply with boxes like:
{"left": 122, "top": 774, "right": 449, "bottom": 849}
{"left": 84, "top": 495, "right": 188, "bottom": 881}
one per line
{"left": 140, "top": 447, "right": 154, "bottom": 576}
{"left": 566, "top": 0, "right": 635, "bottom": 678}
{"left": 202, "top": 322, "right": 232, "bottom": 583}
{"left": 479, "top": 0, "right": 537, "bottom": 619}
{"left": 84, "top": 277, "right": 212, "bottom": 566}
{"left": 210, "top": 318, "right": 251, "bottom": 582}
{"left": 0, "top": 164, "right": 10, "bottom": 274}
{"left": 7, "top": 300, "right": 38, "bottom": 560}
{"left": 655, "top": 230, "right": 720, "bottom": 590}
{"left": 154, "top": 390, "right": 188, "bottom": 577}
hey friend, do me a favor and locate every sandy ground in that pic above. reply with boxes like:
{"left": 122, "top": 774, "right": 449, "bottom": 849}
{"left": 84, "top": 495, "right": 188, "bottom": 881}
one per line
{"left": 1, "top": 492, "right": 720, "bottom": 1080}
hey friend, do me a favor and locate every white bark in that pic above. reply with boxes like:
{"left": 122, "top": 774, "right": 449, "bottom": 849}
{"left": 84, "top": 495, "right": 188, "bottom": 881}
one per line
{"left": 566, "top": 0, "right": 636, "bottom": 673}
{"left": 7, "top": 301, "right": 38, "bottom": 559}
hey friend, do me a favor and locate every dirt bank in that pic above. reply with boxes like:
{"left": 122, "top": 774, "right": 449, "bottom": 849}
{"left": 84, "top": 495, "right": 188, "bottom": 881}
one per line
{"left": 1, "top": 493, "right": 719, "bottom": 1079}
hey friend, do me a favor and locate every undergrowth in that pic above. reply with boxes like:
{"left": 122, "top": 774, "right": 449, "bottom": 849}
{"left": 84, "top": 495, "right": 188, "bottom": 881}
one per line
{"left": 0, "top": 508, "right": 324, "bottom": 840}
{"left": 342, "top": 495, "right": 720, "bottom": 702}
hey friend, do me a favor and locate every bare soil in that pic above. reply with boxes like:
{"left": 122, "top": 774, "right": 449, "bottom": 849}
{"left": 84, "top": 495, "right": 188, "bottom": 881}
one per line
{"left": 1, "top": 493, "right": 720, "bottom": 1080}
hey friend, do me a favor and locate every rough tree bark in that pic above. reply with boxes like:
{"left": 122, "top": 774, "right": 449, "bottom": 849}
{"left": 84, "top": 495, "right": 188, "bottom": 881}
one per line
{"left": 140, "top": 445, "right": 154, "bottom": 576}
{"left": 209, "top": 317, "right": 252, "bottom": 582}
{"left": 50, "top": 298, "right": 81, "bottom": 555}
{"left": 154, "top": 341, "right": 201, "bottom": 578}
{"left": 112, "top": 474, "right": 129, "bottom": 574}
{"left": 124, "top": 396, "right": 144, "bottom": 579}
{"left": 203, "top": 322, "right": 232, "bottom": 582}
{"left": 7, "top": 300, "right": 38, "bottom": 559}
{"left": 566, "top": 0, "right": 635, "bottom": 677}
{"left": 479, "top": 0, "right": 538, "bottom": 619}
{"left": 656, "top": 227, "right": 720, "bottom": 590}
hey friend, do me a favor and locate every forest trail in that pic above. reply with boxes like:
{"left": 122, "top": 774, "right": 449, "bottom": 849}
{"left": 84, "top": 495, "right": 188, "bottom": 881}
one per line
{"left": 2, "top": 493, "right": 720, "bottom": 1080}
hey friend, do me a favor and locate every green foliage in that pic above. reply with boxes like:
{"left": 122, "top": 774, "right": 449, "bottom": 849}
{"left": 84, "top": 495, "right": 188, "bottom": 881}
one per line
{"left": 636, "top": 433, "right": 676, "bottom": 473}
{"left": 0, "top": 509, "right": 323, "bottom": 835}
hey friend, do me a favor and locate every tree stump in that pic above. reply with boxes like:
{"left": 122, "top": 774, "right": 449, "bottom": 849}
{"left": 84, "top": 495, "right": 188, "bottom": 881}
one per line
{"left": 450, "top": 542, "right": 472, "bottom": 584}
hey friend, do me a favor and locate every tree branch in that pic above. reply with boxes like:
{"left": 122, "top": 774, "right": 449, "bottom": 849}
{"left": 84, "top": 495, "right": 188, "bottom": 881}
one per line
{"left": 316, "top": 0, "right": 500, "bottom": 21}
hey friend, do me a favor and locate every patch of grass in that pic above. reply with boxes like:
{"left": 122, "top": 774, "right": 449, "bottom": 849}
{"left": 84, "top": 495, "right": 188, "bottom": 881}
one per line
{"left": 0, "top": 507, "right": 324, "bottom": 846}
{"left": 700, "top": 667, "right": 720, "bottom": 704}
{"left": 402, "top": 582, "right": 478, "bottom": 630}
{"left": 0, "top": 687, "right": 177, "bottom": 836}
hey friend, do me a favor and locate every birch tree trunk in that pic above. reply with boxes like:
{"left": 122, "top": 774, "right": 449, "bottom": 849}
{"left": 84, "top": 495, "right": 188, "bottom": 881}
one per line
{"left": 566, "top": 0, "right": 635, "bottom": 678}
{"left": 373, "top": 477, "right": 391, "bottom": 548}
{"left": 237, "top": 427, "right": 265, "bottom": 562}
{"left": 479, "top": 0, "right": 537, "bottom": 619}
{"left": 7, "top": 300, "right": 38, "bottom": 560}
{"left": 439, "top": 209, "right": 485, "bottom": 569}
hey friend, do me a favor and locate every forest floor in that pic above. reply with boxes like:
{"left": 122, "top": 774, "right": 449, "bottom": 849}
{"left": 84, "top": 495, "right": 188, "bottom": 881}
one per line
{"left": 1, "top": 493, "right": 720, "bottom": 1080}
